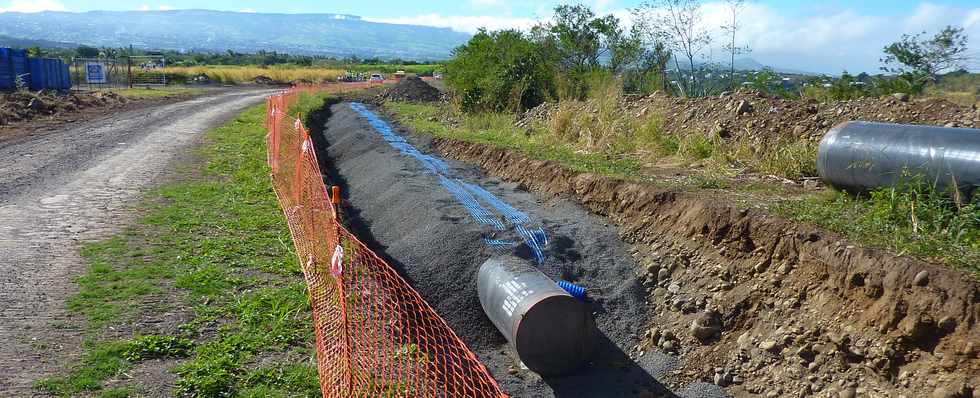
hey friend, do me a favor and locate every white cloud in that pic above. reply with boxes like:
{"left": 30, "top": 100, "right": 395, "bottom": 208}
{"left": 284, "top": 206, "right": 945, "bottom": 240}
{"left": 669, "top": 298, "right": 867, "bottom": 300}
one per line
{"left": 365, "top": 14, "right": 539, "bottom": 33}
{"left": 138, "top": 4, "right": 151, "bottom": 11}
{"left": 0, "top": 0, "right": 66, "bottom": 13}
{"left": 158, "top": 5, "right": 174, "bottom": 11}
{"left": 239, "top": 8, "right": 256, "bottom": 13}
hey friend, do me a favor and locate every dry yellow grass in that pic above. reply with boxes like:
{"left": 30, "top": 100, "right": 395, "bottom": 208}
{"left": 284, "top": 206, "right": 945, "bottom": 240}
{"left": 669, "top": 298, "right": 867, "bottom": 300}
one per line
{"left": 165, "top": 66, "right": 345, "bottom": 84}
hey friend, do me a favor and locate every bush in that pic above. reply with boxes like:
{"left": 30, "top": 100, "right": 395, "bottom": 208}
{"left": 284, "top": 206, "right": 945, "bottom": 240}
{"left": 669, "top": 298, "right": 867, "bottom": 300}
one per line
{"left": 446, "top": 29, "right": 558, "bottom": 113}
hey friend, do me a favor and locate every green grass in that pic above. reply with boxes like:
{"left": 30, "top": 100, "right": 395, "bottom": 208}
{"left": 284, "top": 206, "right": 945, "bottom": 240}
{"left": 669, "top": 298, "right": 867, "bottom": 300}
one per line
{"left": 37, "top": 93, "right": 332, "bottom": 397}
{"left": 776, "top": 184, "right": 980, "bottom": 275}
{"left": 110, "top": 86, "right": 207, "bottom": 100}
{"left": 385, "top": 101, "right": 642, "bottom": 178}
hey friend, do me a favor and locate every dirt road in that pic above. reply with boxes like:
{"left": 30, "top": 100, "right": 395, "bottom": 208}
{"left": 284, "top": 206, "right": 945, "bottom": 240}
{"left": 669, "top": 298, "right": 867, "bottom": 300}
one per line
{"left": 0, "top": 89, "right": 271, "bottom": 395}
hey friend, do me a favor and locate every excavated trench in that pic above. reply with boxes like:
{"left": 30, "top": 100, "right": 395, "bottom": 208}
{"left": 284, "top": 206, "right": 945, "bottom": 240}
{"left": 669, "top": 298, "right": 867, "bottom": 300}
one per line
{"left": 421, "top": 137, "right": 980, "bottom": 397}
{"left": 311, "top": 99, "right": 980, "bottom": 397}
{"left": 308, "top": 101, "right": 729, "bottom": 398}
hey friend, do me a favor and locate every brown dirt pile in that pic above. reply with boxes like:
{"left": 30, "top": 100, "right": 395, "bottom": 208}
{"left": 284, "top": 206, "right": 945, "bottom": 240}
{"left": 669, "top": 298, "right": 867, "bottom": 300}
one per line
{"left": 518, "top": 90, "right": 980, "bottom": 141}
{"left": 429, "top": 137, "right": 980, "bottom": 397}
{"left": 376, "top": 76, "right": 441, "bottom": 102}
{"left": 0, "top": 90, "right": 127, "bottom": 127}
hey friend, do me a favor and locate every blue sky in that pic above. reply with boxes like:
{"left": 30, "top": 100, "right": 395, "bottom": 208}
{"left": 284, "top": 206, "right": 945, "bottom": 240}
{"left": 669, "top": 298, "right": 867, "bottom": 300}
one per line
{"left": 2, "top": 0, "right": 979, "bottom": 73}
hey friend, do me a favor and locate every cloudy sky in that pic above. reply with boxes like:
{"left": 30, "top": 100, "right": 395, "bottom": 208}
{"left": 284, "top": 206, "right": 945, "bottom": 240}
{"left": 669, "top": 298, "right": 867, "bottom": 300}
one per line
{"left": 2, "top": 0, "right": 978, "bottom": 73}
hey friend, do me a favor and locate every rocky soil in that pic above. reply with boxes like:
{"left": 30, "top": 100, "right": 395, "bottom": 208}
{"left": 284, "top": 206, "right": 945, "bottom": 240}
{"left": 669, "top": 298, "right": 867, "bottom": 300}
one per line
{"left": 427, "top": 137, "right": 980, "bottom": 398}
{"left": 0, "top": 90, "right": 128, "bottom": 127}
{"left": 517, "top": 90, "right": 980, "bottom": 143}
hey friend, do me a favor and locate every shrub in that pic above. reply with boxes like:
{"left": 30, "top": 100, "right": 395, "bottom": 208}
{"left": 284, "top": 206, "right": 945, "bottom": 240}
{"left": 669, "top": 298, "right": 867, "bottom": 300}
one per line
{"left": 446, "top": 29, "right": 558, "bottom": 113}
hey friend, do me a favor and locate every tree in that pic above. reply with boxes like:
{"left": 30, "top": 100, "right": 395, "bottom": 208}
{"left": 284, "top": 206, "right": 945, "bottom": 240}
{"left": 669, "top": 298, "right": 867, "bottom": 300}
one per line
{"left": 543, "top": 5, "right": 619, "bottom": 73}
{"left": 633, "top": 0, "right": 712, "bottom": 97}
{"left": 26, "top": 46, "right": 43, "bottom": 57}
{"left": 609, "top": 24, "right": 645, "bottom": 75}
{"left": 75, "top": 45, "right": 100, "bottom": 58}
{"left": 721, "top": 0, "right": 751, "bottom": 90}
{"left": 446, "top": 29, "right": 558, "bottom": 112}
{"left": 881, "top": 26, "right": 969, "bottom": 85}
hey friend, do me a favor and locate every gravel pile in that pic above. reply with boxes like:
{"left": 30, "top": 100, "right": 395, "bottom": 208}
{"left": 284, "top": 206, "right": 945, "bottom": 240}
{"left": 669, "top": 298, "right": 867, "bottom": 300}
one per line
{"left": 376, "top": 76, "right": 441, "bottom": 102}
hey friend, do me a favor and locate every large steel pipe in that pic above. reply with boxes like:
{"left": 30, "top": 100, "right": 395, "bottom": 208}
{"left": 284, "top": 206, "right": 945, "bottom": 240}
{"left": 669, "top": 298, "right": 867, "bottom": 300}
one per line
{"left": 818, "top": 121, "right": 980, "bottom": 196}
{"left": 477, "top": 256, "right": 596, "bottom": 375}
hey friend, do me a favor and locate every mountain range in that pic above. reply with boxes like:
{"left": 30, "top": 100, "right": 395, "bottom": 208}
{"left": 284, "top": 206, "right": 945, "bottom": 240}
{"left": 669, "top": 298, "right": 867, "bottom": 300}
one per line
{"left": 0, "top": 9, "right": 471, "bottom": 60}
{"left": 0, "top": 9, "right": 815, "bottom": 74}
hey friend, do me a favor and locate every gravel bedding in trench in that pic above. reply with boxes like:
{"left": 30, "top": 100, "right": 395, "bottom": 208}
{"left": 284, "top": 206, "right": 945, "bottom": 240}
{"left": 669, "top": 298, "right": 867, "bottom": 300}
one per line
{"left": 311, "top": 101, "right": 730, "bottom": 398}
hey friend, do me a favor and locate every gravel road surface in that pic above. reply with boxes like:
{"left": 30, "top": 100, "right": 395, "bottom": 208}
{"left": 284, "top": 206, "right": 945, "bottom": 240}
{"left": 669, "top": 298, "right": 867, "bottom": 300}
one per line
{"left": 0, "top": 89, "right": 271, "bottom": 395}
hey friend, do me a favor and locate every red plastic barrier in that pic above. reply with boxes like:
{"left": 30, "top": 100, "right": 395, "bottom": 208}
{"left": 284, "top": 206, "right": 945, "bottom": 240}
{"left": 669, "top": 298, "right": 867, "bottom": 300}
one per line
{"left": 266, "top": 84, "right": 506, "bottom": 398}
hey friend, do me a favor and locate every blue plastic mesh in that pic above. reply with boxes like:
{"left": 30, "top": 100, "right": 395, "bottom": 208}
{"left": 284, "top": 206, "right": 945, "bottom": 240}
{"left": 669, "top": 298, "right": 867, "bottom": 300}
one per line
{"left": 350, "top": 102, "right": 549, "bottom": 264}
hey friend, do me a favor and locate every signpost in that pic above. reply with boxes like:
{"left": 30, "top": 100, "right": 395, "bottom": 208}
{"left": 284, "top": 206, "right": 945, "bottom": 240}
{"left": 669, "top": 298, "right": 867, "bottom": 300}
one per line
{"left": 85, "top": 62, "right": 106, "bottom": 84}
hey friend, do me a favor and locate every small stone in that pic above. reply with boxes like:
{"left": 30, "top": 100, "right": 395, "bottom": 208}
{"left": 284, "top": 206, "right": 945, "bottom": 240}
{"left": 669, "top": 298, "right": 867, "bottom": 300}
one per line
{"left": 914, "top": 270, "right": 930, "bottom": 286}
{"left": 647, "top": 327, "right": 661, "bottom": 341}
{"left": 839, "top": 387, "right": 857, "bottom": 398}
{"left": 507, "top": 365, "right": 519, "bottom": 375}
{"left": 960, "top": 341, "right": 976, "bottom": 357}
{"left": 759, "top": 340, "right": 782, "bottom": 353}
{"left": 737, "top": 332, "right": 753, "bottom": 350}
{"left": 735, "top": 100, "right": 754, "bottom": 115}
{"left": 27, "top": 97, "right": 45, "bottom": 111}
{"left": 713, "top": 372, "right": 728, "bottom": 387}
{"left": 667, "top": 282, "right": 681, "bottom": 294}
{"left": 658, "top": 267, "right": 671, "bottom": 281}
{"left": 766, "top": 391, "right": 780, "bottom": 398}
{"left": 690, "top": 310, "right": 723, "bottom": 342}
{"left": 892, "top": 92, "right": 910, "bottom": 102}
{"left": 931, "top": 383, "right": 968, "bottom": 398}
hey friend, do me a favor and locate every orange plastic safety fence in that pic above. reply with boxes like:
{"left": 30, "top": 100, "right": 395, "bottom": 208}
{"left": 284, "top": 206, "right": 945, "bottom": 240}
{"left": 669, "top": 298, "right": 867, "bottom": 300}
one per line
{"left": 265, "top": 84, "right": 506, "bottom": 398}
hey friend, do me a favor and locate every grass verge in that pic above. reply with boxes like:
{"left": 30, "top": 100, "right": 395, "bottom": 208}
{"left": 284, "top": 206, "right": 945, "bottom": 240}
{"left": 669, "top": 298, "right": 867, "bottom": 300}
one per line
{"left": 36, "top": 93, "right": 333, "bottom": 397}
{"left": 110, "top": 86, "right": 208, "bottom": 100}
{"left": 385, "top": 101, "right": 642, "bottom": 179}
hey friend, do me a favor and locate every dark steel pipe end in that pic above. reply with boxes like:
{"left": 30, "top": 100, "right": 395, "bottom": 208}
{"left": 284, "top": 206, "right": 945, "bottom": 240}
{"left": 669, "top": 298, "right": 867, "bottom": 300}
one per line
{"left": 478, "top": 255, "right": 597, "bottom": 375}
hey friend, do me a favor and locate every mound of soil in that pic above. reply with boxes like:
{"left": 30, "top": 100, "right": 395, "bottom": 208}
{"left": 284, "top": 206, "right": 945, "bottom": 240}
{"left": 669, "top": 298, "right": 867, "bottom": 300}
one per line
{"left": 0, "top": 90, "right": 127, "bottom": 127}
{"left": 517, "top": 91, "right": 980, "bottom": 142}
{"left": 376, "top": 76, "right": 441, "bottom": 102}
{"left": 252, "top": 75, "right": 278, "bottom": 85}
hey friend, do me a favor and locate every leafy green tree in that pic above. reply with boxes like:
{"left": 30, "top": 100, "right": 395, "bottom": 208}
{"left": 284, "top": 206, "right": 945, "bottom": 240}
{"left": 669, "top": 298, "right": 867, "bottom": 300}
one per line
{"left": 881, "top": 26, "right": 969, "bottom": 88}
{"left": 26, "top": 46, "right": 43, "bottom": 57}
{"left": 75, "top": 46, "right": 100, "bottom": 58}
{"left": 446, "top": 29, "right": 558, "bottom": 112}
{"left": 542, "top": 5, "right": 621, "bottom": 73}
{"left": 828, "top": 71, "right": 866, "bottom": 100}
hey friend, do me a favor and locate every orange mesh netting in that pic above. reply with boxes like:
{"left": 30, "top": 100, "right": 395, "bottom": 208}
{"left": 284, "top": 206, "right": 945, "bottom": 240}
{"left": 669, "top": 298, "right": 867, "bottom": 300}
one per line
{"left": 266, "top": 84, "right": 506, "bottom": 398}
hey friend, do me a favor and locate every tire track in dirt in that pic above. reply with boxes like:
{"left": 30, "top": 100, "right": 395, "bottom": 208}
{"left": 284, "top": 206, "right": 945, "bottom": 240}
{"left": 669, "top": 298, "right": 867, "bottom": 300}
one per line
{"left": 0, "top": 89, "right": 271, "bottom": 396}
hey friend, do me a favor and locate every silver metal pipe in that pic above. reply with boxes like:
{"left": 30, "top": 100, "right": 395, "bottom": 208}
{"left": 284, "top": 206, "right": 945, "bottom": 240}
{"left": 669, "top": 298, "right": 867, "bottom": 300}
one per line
{"left": 818, "top": 121, "right": 980, "bottom": 196}
{"left": 477, "top": 255, "right": 596, "bottom": 375}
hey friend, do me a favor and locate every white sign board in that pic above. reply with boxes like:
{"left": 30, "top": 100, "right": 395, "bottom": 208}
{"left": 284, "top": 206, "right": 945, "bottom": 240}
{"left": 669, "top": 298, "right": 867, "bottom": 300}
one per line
{"left": 86, "top": 62, "right": 106, "bottom": 84}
